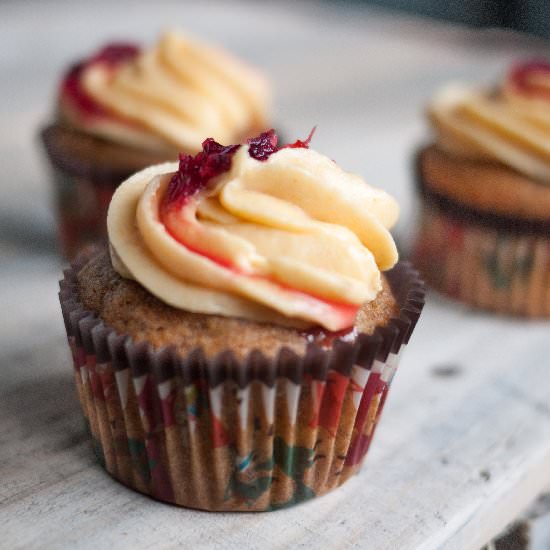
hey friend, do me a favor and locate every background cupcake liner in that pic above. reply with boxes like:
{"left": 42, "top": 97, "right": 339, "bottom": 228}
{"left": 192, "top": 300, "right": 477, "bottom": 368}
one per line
{"left": 414, "top": 199, "right": 550, "bottom": 317}
{"left": 41, "top": 124, "right": 127, "bottom": 259}
{"left": 48, "top": 167, "right": 116, "bottom": 259}
{"left": 59, "top": 261, "right": 425, "bottom": 511}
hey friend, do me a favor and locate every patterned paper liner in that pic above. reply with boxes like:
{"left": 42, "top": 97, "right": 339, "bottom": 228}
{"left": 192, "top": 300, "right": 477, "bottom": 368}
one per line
{"left": 48, "top": 167, "right": 117, "bottom": 260}
{"left": 414, "top": 162, "right": 550, "bottom": 317}
{"left": 58, "top": 260, "right": 424, "bottom": 511}
{"left": 41, "top": 125, "right": 136, "bottom": 260}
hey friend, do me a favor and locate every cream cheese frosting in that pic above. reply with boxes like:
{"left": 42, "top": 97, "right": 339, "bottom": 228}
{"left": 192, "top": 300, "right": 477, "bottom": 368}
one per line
{"left": 429, "top": 61, "right": 550, "bottom": 184}
{"left": 107, "top": 132, "right": 399, "bottom": 331}
{"left": 59, "top": 31, "right": 270, "bottom": 154}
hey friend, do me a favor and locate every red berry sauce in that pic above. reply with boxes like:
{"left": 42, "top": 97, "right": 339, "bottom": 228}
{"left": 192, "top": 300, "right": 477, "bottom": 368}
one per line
{"left": 247, "top": 129, "right": 279, "bottom": 161}
{"left": 159, "top": 127, "right": 359, "bottom": 332}
{"left": 281, "top": 126, "right": 316, "bottom": 150}
{"left": 88, "top": 44, "right": 139, "bottom": 65}
{"left": 163, "top": 138, "right": 239, "bottom": 210}
{"left": 61, "top": 43, "right": 140, "bottom": 119}
{"left": 301, "top": 325, "right": 358, "bottom": 349}
{"left": 163, "top": 128, "right": 317, "bottom": 209}
{"left": 247, "top": 127, "right": 315, "bottom": 161}
{"left": 508, "top": 60, "right": 550, "bottom": 100}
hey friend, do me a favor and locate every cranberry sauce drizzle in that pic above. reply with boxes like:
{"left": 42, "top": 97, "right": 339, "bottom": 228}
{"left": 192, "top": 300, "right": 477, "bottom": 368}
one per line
{"left": 247, "top": 127, "right": 316, "bottom": 161}
{"left": 163, "top": 128, "right": 317, "bottom": 209}
{"left": 508, "top": 60, "right": 550, "bottom": 99}
{"left": 159, "top": 127, "right": 358, "bottom": 331}
{"left": 61, "top": 43, "right": 140, "bottom": 119}
{"left": 281, "top": 126, "right": 317, "bottom": 150}
{"left": 163, "top": 138, "right": 239, "bottom": 210}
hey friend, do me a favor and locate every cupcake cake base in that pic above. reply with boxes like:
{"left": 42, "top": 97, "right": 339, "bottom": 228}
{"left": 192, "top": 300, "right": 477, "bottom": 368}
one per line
{"left": 59, "top": 254, "right": 424, "bottom": 511}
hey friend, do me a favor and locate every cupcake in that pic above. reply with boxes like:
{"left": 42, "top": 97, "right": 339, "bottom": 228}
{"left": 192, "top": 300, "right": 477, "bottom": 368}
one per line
{"left": 414, "top": 61, "right": 550, "bottom": 316}
{"left": 41, "top": 31, "right": 270, "bottom": 259}
{"left": 59, "top": 130, "right": 425, "bottom": 511}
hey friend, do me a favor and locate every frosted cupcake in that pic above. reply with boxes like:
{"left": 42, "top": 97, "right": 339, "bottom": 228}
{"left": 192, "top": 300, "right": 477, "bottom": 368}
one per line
{"left": 414, "top": 61, "right": 550, "bottom": 316}
{"left": 59, "top": 130, "right": 425, "bottom": 511}
{"left": 41, "top": 31, "right": 270, "bottom": 258}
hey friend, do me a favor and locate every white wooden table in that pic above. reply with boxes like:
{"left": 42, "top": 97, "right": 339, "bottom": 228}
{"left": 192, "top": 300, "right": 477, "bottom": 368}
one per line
{"left": 1, "top": 2, "right": 550, "bottom": 549}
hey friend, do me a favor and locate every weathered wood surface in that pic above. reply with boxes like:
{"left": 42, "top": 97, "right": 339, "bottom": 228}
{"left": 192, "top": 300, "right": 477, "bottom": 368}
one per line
{"left": 1, "top": 2, "right": 550, "bottom": 549}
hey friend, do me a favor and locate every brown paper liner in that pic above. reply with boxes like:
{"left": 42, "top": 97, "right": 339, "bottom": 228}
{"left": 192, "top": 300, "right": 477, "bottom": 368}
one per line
{"left": 414, "top": 176, "right": 550, "bottom": 317}
{"left": 59, "top": 261, "right": 425, "bottom": 511}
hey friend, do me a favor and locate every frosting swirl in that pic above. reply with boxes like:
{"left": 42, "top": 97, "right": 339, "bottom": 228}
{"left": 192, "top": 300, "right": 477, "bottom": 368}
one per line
{"left": 429, "top": 61, "right": 550, "bottom": 184}
{"left": 59, "top": 31, "right": 270, "bottom": 153}
{"left": 107, "top": 131, "right": 399, "bottom": 331}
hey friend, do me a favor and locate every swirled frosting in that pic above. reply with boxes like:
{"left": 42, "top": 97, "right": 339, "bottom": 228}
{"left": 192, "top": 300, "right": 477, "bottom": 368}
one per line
{"left": 429, "top": 61, "right": 550, "bottom": 184}
{"left": 107, "top": 131, "right": 399, "bottom": 331}
{"left": 58, "top": 31, "right": 270, "bottom": 153}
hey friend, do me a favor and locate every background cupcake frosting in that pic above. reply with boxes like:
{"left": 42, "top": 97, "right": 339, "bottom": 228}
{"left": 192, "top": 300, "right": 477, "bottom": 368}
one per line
{"left": 59, "top": 31, "right": 270, "bottom": 153}
{"left": 430, "top": 62, "right": 550, "bottom": 183}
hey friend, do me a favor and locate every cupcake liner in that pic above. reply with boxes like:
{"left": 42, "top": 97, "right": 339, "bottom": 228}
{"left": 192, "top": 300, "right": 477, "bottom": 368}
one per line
{"left": 414, "top": 199, "right": 550, "bottom": 317}
{"left": 51, "top": 168, "right": 116, "bottom": 260}
{"left": 59, "top": 261, "right": 424, "bottom": 511}
{"left": 41, "top": 124, "right": 154, "bottom": 260}
{"left": 44, "top": 162, "right": 120, "bottom": 260}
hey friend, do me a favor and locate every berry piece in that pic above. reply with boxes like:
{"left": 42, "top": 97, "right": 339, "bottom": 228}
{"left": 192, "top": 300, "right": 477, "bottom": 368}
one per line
{"left": 247, "top": 129, "right": 279, "bottom": 161}
{"left": 163, "top": 127, "right": 319, "bottom": 209}
{"left": 164, "top": 138, "right": 239, "bottom": 209}
{"left": 90, "top": 44, "right": 140, "bottom": 66}
{"left": 247, "top": 127, "right": 316, "bottom": 161}
{"left": 62, "top": 61, "right": 107, "bottom": 117}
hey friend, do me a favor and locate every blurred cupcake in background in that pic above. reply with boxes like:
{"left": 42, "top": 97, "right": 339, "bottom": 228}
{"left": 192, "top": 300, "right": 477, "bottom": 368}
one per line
{"left": 414, "top": 61, "right": 550, "bottom": 317}
{"left": 41, "top": 30, "right": 270, "bottom": 259}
